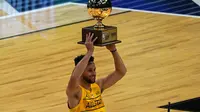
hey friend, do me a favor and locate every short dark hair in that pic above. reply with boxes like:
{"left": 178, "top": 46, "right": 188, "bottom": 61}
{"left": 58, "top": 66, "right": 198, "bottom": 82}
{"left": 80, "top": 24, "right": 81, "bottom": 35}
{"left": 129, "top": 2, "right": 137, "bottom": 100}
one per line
{"left": 74, "top": 54, "right": 94, "bottom": 66}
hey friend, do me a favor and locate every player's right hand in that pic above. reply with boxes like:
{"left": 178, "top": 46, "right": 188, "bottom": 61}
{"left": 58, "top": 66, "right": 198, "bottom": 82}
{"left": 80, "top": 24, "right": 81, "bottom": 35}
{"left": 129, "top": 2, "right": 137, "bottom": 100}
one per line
{"left": 85, "top": 32, "right": 97, "bottom": 52}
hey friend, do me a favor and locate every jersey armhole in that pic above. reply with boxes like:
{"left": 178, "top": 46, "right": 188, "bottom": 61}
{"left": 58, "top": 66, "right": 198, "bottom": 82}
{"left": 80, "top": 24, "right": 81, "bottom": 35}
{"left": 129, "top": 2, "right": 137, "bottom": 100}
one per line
{"left": 93, "top": 83, "right": 104, "bottom": 93}
{"left": 68, "top": 86, "right": 83, "bottom": 109}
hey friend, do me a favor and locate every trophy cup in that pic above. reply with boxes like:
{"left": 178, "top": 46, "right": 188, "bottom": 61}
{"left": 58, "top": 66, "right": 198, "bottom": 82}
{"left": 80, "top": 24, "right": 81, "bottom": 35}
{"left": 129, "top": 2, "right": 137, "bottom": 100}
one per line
{"left": 77, "top": 0, "right": 121, "bottom": 46}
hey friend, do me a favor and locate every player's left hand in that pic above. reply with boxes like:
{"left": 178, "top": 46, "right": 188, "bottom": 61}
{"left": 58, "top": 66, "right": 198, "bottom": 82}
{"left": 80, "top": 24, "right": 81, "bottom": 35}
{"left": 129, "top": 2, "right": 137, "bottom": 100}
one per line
{"left": 106, "top": 44, "right": 116, "bottom": 52}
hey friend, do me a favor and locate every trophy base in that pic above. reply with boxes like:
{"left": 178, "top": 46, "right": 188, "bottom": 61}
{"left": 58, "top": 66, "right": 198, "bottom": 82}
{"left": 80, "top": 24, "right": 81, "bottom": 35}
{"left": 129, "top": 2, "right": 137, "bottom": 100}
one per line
{"left": 78, "top": 25, "right": 121, "bottom": 47}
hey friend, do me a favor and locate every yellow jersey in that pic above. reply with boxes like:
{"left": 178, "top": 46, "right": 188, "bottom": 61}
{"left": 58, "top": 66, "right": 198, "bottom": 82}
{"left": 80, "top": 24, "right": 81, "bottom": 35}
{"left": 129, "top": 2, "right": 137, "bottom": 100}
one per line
{"left": 69, "top": 83, "right": 106, "bottom": 112}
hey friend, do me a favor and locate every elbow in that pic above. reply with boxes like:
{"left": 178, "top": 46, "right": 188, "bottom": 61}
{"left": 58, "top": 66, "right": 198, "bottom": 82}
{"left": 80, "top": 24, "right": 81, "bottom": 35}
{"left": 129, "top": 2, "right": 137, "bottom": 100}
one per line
{"left": 122, "top": 65, "right": 127, "bottom": 75}
{"left": 117, "top": 67, "right": 127, "bottom": 76}
{"left": 124, "top": 68, "right": 127, "bottom": 74}
{"left": 122, "top": 68, "right": 127, "bottom": 75}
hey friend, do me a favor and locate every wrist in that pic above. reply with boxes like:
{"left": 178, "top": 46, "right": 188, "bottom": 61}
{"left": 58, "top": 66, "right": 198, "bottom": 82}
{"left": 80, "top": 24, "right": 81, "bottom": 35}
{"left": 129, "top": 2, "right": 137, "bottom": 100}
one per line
{"left": 110, "top": 49, "right": 117, "bottom": 53}
{"left": 87, "top": 50, "right": 93, "bottom": 55}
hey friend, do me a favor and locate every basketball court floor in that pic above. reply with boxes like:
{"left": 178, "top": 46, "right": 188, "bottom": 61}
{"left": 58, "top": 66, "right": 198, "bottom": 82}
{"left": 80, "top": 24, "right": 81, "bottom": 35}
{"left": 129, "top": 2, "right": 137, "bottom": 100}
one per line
{"left": 0, "top": 0, "right": 200, "bottom": 112}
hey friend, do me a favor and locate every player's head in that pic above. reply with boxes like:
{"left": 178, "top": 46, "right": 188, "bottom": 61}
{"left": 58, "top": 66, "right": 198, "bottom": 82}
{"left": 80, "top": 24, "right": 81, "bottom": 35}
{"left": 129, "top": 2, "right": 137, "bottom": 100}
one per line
{"left": 74, "top": 55, "right": 96, "bottom": 84}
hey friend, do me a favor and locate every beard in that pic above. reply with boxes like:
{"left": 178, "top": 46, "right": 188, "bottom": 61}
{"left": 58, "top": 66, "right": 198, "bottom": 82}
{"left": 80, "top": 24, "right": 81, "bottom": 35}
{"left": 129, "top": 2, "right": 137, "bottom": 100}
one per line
{"left": 83, "top": 75, "right": 96, "bottom": 84}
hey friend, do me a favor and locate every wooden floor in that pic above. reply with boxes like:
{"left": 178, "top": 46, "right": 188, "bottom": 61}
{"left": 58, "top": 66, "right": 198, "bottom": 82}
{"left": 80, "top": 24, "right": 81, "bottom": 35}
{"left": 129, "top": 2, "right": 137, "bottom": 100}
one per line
{"left": 0, "top": 4, "right": 125, "bottom": 39}
{"left": 0, "top": 5, "right": 200, "bottom": 112}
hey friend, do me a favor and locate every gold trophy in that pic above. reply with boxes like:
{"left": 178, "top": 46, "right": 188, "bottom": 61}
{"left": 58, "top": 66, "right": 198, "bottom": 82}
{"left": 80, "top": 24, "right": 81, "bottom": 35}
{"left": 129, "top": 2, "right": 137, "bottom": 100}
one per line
{"left": 78, "top": 0, "right": 121, "bottom": 46}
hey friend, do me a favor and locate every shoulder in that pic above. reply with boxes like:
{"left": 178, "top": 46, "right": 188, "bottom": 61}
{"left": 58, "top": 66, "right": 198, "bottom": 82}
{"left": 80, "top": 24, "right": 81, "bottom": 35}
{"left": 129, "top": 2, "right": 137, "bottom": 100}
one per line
{"left": 92, "top": 83, "right": 100, "bottom": 88}
{"left": 93, "top": 82, "right": 104, "bottom": 93}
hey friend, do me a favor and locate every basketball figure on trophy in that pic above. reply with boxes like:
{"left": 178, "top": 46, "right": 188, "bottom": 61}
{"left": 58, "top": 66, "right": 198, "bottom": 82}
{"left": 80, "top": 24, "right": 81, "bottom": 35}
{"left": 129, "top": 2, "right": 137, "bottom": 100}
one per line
{"left": 78, "top": 0, "right": 122, "bottom": 46}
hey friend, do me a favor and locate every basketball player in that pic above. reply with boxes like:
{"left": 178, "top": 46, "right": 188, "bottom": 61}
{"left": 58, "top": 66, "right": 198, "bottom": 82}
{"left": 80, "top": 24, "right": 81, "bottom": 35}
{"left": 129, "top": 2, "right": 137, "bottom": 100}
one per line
{"left": 66, "top": 32, "right": 127, "bottom": 112}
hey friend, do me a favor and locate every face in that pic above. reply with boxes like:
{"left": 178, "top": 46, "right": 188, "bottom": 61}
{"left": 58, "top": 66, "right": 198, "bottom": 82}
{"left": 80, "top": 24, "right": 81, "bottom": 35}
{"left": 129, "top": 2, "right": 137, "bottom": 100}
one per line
{"left": 82, "top": 62, "right": 96, "bottom": 84}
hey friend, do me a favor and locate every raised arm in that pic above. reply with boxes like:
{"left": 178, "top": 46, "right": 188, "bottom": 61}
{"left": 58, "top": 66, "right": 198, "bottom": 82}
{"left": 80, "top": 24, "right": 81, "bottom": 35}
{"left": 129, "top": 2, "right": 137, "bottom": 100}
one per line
{"left": 97, "top": 44, "right": 127, "bottom": 92}
{"left": 66, "top": 33, "right": 97, "bottom": 95}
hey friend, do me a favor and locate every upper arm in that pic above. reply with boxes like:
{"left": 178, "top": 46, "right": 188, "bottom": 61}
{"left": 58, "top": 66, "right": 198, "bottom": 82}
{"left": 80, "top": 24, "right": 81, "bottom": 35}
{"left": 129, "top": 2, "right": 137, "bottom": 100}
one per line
{"left": 66, "top": 74, "right": 82, "bottom": 109}
{"left": 96, "top": 71, "right": 125, "bottom": 92}
{"left": 66, "top": 70, "right": 81, "bottom": 96}
{"left": 66, "top": 77, "right": 81, "bottom": 95}
{"left": 66, "top": 75, "right": 82, "bottom": 109}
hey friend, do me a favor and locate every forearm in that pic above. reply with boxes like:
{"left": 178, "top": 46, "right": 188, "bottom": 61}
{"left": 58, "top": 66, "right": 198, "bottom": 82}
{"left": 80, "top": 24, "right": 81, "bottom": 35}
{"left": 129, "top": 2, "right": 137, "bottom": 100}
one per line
{"left": 72, "top": 51, "right": 93, "bottom": 78}
{"left": 67, "top": 32, "right": 96, "bottom": 93}
{"left": 111, "top": 50, "right": 127, "bottom": 75}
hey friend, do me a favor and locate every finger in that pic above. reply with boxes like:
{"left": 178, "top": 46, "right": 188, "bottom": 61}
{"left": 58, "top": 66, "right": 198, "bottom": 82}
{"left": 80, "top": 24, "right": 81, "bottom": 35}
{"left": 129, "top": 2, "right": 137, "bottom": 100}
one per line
{"left": 87, "top": 32, "right": 91, "bottom": 42}
{"left": 85, "top": 34, "right": 89, "bottom": 42}
{"left": 90, "top": 33, "right": 94, "bottom": 42}
{"left": 88, "top": 32, "right": 91, "bottom": 39}
{"left": 92, "top": 37, "right": 98, "bottom": 43}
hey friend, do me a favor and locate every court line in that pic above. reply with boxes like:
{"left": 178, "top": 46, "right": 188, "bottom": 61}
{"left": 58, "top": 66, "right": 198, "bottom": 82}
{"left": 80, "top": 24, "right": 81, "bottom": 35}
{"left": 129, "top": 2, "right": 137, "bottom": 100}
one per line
{"left": 0, "top": 10, "right": 130, "bottom": 40}
{"left": 1, "top": 1, "right": 200, "bottom": 40}
{"left": 192, "top": 0, "right": 200, "bottom": 6}
{"left": 0, "top": 1, "right": 129, "bottom": 40}
{"left": 0, "top": 0, "right": 18, "bottom": 15}
{"left": 0, "top": 2, "right": 73, "bottom": 20}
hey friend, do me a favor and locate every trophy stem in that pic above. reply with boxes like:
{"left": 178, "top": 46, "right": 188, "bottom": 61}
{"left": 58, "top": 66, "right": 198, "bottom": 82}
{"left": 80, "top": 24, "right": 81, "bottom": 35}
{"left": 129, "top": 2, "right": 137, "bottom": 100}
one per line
{"left": 94, "top": 18, "right": 105, "bottom": 28}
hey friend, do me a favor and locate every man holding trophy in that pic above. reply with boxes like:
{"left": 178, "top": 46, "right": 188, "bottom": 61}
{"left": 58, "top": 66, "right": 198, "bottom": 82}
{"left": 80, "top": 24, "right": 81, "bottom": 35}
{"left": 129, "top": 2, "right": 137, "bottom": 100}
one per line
{"left": 66, "top": 0, "right": 127, "bottom": 112}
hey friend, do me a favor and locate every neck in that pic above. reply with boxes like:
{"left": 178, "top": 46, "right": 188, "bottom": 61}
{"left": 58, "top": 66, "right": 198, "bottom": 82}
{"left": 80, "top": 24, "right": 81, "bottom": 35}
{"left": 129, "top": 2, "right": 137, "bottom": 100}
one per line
{"left": 80, "top": 78, "right": 92, "bottom": 91}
